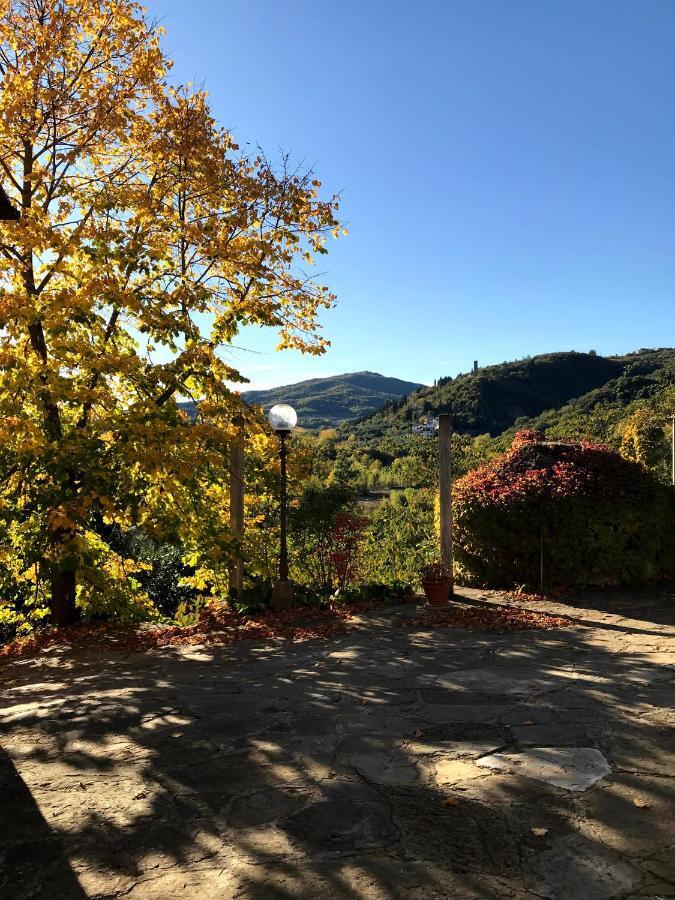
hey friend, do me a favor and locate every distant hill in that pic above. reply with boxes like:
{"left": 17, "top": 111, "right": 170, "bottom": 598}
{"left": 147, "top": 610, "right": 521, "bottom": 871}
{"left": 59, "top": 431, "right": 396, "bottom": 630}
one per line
{"left": 180, "top": 372, "right": 422, "bottom": 430}
{"left": 354, "top": 349, "right": 675, "bottom": 438}
{"left": 243, "top": 372, "right": 422, "bottom": 430}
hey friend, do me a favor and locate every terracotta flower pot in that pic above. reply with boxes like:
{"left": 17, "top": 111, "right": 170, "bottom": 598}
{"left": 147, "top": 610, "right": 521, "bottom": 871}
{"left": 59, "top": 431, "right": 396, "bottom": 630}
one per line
{"left": 421, "top": 578, "right": 451, "bottom": 607}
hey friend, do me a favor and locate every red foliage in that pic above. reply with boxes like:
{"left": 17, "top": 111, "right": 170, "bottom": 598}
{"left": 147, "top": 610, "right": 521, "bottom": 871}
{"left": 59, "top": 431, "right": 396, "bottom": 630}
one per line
{"left": 453, "top": 432, "right": 675, "bottom": 589}
{"left": 329, "top": 511, "right": 369, "bottom": 590}
{"left": 454, "top": 433, "right": 652, "bottom": 509}
{"left": 509, "top": 429, "right": 545, "bottom": 450}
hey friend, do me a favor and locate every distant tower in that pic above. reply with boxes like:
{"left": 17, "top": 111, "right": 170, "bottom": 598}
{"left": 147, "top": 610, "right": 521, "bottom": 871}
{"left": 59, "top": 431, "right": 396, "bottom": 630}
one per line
{"left": 473, "top": 360, "right": 478, "bottom": 374}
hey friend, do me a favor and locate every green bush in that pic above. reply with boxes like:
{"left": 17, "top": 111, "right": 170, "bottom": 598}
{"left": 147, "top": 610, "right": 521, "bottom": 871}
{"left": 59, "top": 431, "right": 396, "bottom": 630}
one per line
{"left": 336, "top": 580, "right": 415, "bottom": 603}
{"left": 362, "top": 489, "right": 435, "bottom": 587}
{"left": 453, "top": 432, "right": 675, "bottom": 589}
{"left": 94, "top": 524, "right": 196, "bottom": 619}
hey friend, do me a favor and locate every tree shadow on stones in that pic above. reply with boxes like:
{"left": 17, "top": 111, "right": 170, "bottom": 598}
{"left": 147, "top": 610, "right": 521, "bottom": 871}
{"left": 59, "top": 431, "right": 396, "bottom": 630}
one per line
{"left": 0, "top": 594, "right": 673, "bottom": 898}
{"left": 0, "top": 746, "right": 87, "bottom": 899}
{"left": 556, "top": 583, "right": 675, "bottom": 628}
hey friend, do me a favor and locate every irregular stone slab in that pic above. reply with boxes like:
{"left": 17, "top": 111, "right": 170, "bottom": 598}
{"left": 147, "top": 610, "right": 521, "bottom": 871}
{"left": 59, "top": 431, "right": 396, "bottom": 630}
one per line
{"left": 342, "top": 749, "right": 418, "bottom": 785}
{"left": 336, "top": 733, "right": 418, "bottom": 785}
{"left": 388, "top": 784, "right": 524, "bottom": 872}
{"left": 528, "top": 833, "right": 642, "bottom": 899}
{"left": 406, "top": 739, "right": 501, "bottom": 758}
{"left": 476, "top": 747, "right": 611, "bottom": 791}
{"left": 607, "top": 729, "right": 673, "bottom": 776}
{"left": 444, "top": 772, "right": 584, "bottom": 833}
{"left": 578, "top": 773, "right": 675, "bottom": 856}
{"left": 337, "top": 714, "right": 420, "bottom": 737}
{"left": 511, "top": 722, "right": 608, "bottom": 746}
{"left": 282, "top": 798, "right": 398, "bottom": 853}
{"left": 422, "top": 667, "right": 565, "bottom": 696}
{"left": 227, "top": 787, "right": 314, "bottom": 827}
{"left": 336, "top": 733, "right": 396, "bottom": 756}
{"left": 420, "top": 703, "right": 512, "bottom": 725}
{"left": 432, "top": 758, "right": 484, "bottom": 785}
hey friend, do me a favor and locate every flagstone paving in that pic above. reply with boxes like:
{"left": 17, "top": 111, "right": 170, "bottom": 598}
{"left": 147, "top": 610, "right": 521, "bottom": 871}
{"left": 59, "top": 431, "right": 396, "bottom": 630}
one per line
{"left": 1, "top": 587, "right": 674, "bottom": 899}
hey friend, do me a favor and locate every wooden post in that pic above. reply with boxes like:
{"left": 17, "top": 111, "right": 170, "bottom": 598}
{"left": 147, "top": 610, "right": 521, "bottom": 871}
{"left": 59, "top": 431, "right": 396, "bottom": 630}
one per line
{"left": 438, "top": 413, "right": 454, "bottom": 595}
{"left": 229, "top": 417, "right": 245, "bottom": 596}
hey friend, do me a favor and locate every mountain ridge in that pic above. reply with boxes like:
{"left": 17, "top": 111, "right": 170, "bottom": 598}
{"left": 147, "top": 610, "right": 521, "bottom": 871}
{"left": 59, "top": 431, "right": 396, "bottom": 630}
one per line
{"left": 351, "top": 348, "right": 675, "bottom": 438}
{"left": 179, "top": 371, "right": 423, "bottom": 430}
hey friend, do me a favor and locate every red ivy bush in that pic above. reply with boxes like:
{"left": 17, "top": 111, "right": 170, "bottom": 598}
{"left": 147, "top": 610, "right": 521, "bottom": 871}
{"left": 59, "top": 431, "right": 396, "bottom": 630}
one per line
{"left": 290, "top": 482, "right": 369, "bottom": 595}
{"left": 453, "top": 431, "right": 675, "bottom": 589}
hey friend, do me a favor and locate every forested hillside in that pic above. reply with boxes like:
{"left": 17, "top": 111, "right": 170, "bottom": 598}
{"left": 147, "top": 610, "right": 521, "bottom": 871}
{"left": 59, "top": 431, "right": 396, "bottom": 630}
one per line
{"left": 354, "top": 349, "right": 675, "bottom": 438}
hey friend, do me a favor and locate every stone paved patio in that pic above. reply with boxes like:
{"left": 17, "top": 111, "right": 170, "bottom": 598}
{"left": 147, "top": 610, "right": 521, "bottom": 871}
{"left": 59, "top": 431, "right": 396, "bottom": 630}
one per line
{"left": 1, "top": 588, "right": 674, "bottom": 899}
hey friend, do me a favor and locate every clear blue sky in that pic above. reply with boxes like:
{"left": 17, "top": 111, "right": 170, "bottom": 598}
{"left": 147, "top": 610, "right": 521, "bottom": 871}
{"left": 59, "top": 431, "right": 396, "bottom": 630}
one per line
{"left": 147, "top": 0, "right": 675, "bottom": 390}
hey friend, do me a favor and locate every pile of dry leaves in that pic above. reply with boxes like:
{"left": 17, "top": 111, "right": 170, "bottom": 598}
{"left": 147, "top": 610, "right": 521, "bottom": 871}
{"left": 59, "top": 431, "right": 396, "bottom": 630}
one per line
{"left": 0, "top": 603, "right": 353, "bottom": 665}
{"left": 403, "top": 604, "right": 571, "bottom": 633}
{"left": 0, "top": 594, "right": 571, "bottom": 666}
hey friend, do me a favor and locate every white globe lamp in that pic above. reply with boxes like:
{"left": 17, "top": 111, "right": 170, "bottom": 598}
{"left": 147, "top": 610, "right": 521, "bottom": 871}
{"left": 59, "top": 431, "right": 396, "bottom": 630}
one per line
{"left": 268, "top": 404, "right": 297, "bottom": 433}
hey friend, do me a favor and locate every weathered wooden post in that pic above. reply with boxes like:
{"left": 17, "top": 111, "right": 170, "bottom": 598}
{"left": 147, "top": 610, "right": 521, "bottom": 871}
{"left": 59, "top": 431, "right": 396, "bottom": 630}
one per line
{"left": 229, "top": 414, "right": 245, "bottom": 596}
{"left": 438, "top": 413, "right": 454, "bottom": 595}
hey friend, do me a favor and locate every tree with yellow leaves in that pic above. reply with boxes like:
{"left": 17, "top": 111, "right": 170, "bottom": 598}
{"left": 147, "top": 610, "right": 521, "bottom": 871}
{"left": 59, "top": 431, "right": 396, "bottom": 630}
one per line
{"left": 0, "top": 0, "right": 340, "bottom": 625}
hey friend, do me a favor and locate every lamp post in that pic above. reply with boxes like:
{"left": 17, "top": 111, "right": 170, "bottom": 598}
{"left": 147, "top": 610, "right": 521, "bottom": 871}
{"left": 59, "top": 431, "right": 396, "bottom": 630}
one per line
{"left": 268, "top": 403, "right": 297, "bottom": 608}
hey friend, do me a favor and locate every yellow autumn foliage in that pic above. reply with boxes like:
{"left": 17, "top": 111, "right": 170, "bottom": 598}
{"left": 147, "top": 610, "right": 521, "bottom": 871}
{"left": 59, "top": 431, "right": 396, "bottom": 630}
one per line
{"left": 0, "top": 0, "right": 340, "bottom": 624}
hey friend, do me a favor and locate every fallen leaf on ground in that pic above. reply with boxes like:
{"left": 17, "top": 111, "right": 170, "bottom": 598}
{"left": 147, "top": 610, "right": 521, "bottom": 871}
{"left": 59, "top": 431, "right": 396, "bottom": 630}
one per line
{"left": 633, "top": 798, "right": 650, "bottom": 808}
{"left": 0, "top": 596, "right": 418, "bottom": 665}
{"left": 531, "top": 827, "right": 548, "bottom": 837}
{"left": 441, "top": 796, "right": 460, "bottom": 806}
{"left": 403, "top": 605, "right": 571, "bottom": 634}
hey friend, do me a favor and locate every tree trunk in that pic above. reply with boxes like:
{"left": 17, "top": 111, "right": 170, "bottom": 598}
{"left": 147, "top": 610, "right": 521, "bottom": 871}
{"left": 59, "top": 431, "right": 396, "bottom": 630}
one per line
{"left": 50, "top": 570, "right": 78, "bottom": 627}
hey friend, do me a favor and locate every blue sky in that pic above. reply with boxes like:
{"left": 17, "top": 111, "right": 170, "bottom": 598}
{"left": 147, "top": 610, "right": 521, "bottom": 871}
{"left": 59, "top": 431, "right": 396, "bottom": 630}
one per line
{"left": 147, "top": 0, "right": 675, "bottom": 390}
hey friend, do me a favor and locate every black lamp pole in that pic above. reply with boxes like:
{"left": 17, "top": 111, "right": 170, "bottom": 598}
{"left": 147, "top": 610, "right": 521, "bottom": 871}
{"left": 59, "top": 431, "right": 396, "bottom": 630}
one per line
{"left": 278, "top": 429, "right": 289, "bottom": 582}
{"left": 269, "top": 404, "right": 296, "bottom": 608}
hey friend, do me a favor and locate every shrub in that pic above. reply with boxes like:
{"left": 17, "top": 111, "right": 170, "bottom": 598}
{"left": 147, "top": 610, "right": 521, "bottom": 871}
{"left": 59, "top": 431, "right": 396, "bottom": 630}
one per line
{"left": 96, "top": 525, "right": 195, "bottom": 619}
{"left": 335, "top": 581, "right": 415, "bottom": 603}
{"left": 290, "top": 482, "right": 368, "bottom": 595}
{"left": 362, "top": 489, "right": 435, "bottom": 587}
{"left": 0, "top": 565, "right": 48, "bottom": 641}
{"left": 454, "top": 431, "right": 675, "bottom": 589}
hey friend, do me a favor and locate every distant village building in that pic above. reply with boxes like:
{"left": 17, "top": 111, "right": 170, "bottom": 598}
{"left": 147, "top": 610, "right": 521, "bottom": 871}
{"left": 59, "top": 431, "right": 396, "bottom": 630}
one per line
{"left": 412, "top": 412, "right": 439, "bottom": 435}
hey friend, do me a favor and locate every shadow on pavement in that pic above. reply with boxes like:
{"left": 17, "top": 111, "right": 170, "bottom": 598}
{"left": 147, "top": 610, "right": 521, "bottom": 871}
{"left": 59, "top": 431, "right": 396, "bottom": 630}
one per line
{"left": 0, "top": 588, "right": 673, "bottom": 897}
{"left": 0, "top": 746, "right": 87, "bottom": 899}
